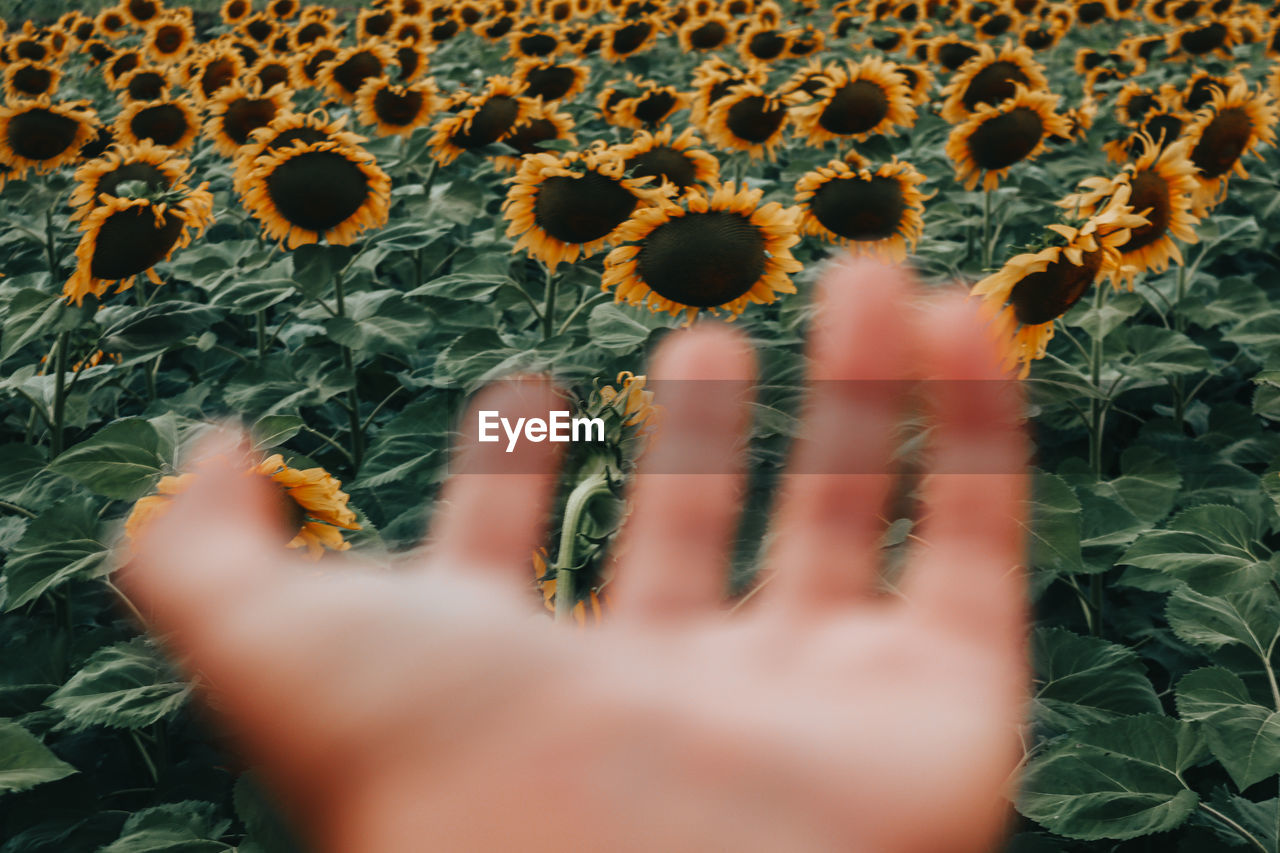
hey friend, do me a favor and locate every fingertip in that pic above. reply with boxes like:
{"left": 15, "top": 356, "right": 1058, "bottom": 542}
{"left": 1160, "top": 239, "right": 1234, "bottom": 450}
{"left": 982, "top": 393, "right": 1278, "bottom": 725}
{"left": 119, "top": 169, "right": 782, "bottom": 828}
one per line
{"left": 649, "top": 322, "right": 755, "bottom": 384}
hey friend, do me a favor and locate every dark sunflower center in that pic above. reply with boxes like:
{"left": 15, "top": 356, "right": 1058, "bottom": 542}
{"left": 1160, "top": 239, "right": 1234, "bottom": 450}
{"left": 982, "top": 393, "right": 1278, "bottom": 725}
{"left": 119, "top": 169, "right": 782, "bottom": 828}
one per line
{"left": 896, "top": 68, "right": 919, "bottom": 91}
{"left": 726, "top": 95, "right": 787, "bottom": 142}
{"left": 809, "top": 174, "right": 907, "bottom": 241}
{"left": 1191, "top": 107, "right": 1252, "bottom": 178}
{"left": 967, "top": 106, "right": 1044, "bottom": 170}
{"left": 979, "top": 12, "right": 1013, "bottom": 34}
{"left": 224, "top": 97, "right": 279, "bottom": 145}
{"left": 102, "top": 13, "right": 125, "bottom": 31}
{"left": 303, "top": 49, "right": 338, "bottom": 82}
{"left": 268, "top": 478, "right": 308, "bottom": 541}
{"left": 1172, "top": 0, "right": 1200, "bottom": 19}
{"left": 611, "top": 22, "right": 653, "bottom": 54}
{"left": 485, "top": 16, "right": 515, "bottom": 38}
{"left": 75, "top": 22, "right": 95, "bottom": 40}
{"left": 454, "top": 95, "right": 520, "bottom": 148}
{"left": 518, "top": 33, "right": 557, "bottom": 55}
{"left": 1009, "top": 249, "right": 1103, "bottom": 325}
{"left": 6, "top": 108, "right": 80, "bottom": 161}
{"left": 689, "top": 20, "right": 727, "bottom": 48}
{"left": 871, "top": 31, "right": 902, "bottom": 50}
{"left": 89, "top": 204, "right": 183, "bottom": 280}
{"left": 790, "top": 35, "right": 819, "bottom": 55}
{"left": 12, "top": 65, "right": 53, "bottom": 96}
{"left": 819, "top": 80, "right": 890, "bottom": 135}
{"left": 154, "top": 24, "right": 184, "bottom": 53}
{"left": 228, "top": 0, "right": 248, "bottom": 16}
{"left": 200, "top": 57, "right": 237, "bottom": 98}
{"left": 90, "top": 42, "right": 114, "bottom": 63}
{"left": 633, "top": 90, "right": 677, "bottom": 124}
{"left": 264, "top": 149, "right": 372, "bottom": 232}
{"left": 296, "top": 21, "right": 326, "bottom": 44}
{"left": 1137, "top": 37, "right": 1163, "bottom": 59}
{"left": 635, "top": 211, "right": 766, "bottom": 308}
{"left": 1186, "top": 78, "right": 1225, "bottom": 111}
{"left": 246, "top": 18, "right": 273, "bottom": 42}
{"left": 1023, "top": 28, "right": 1053, "bottom": 49}
{"left": 626, "top": 145, "right": 698, "bottom": 189}
{"left": 80, "top": 128, "right": 114, "bottom": 160}
{"left": 233, "top": 41, "right": 260, "bottom": 66}
{"left": 707, "top": 77, "right": 744, "bottom": 104}
{"left": 257, "top": 63, "right": 290, "bottom": 90}
{"left": 524, "top": 65, "right": 576, "bottom": 100}
{"left": 111, "top": 53, "right": 141, "bottom": 79}
{"left": 373, "top": 88, "right": 425, "bottom": 125}
{"left": 129, "top": 104, "right": 190, "bottom": 147}
{"left": 1142, "top": 113, "right": 1184, "bottom": 149}
{"left": 266, "top": 127, "right": 331, "bottom": 153}
{"left": 533, "top": 171, "right": 637, "bottom": 243}
{"left": 938, "top": 42, "right": 980, "bottom": 71}
{"left": 332, "top": 51, "right": 383, "bottom": 95}
{"left": 506, "top": 118, "right": 561, "bottom": 154}
{"left": 1180, "top": 22, "right": 1227, "bottom": 54}
{"left": 460, "top": 5, "right": 483, "bottom": 24}
{"left": 725, "top": 0, "right": 749, "bottom": 13}
{"left": 581, "top": 30, "right": 604, "bottom": 53}
{"left": 1077, "top": 1, "right": 1105, "bottom": 21}
{"left": 95, "top": 161, "right": 171, "bottom": 198}
{"left": 747, "top": 29, "right": 787, "bottom": 59}
{"left": 1121, "top": 92, "right": 1156, "bottom": 124}
{"left": 431, "top": 19, "right": 460, "bottom": 41}
{"left": 962, "top": 60, "right": 1030, "bottom": 112}
{"left": 364, "top": 11, "right": 393, "bottom": 36}
{"left": 126, "top": 71, "right": 167, "bottom": 100}
{"left": 1122, "top": 169, "right": 1173, "bottom": 252}
{"left": 396, "top": 46, "right": 422, "bottom": 80}
{"left": 129, "top": 0, "right": 158, "bottom": 21}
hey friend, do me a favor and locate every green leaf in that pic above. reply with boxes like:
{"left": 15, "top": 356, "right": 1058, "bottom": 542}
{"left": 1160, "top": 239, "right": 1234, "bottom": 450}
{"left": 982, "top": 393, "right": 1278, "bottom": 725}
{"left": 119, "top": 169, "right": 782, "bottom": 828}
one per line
{"left": 1177, "top": 668, "right": 1280, "bottom": 790}
{"left": 406, "top": 273, "right": 510, "bottom": 301}
{"left": 100, "top": 801, "right": 233, "bottom": 853}
{"left": 291, "top": 244, "right": 352, "bottom": 298}
{"left": 47, "top": 638, "right": 190, "bottom": 731}
{"left": 4, "top": 497, "right": 109, "bottom": 611}
{"left": 1028, "top": 471, "right": 1085, "bottom": 575}
{"left": 251, "top": 415, "right": 304, "bottom": 449}
{"left": 97, "top": 302, "right": 224, "bottom": 353}
{"left": 0, "top": 288, "right": 94, "bottom": 366}
{"left": 1093, "top": 448, "right": 1181, "bottom": 524}
{"left": 1018, "top": 715, "right": 1204, "bottom": 840}
{"left": 1033, "top": 628, "right": 1161, "bottom": 730}
{"left": 49, "top": 417, "right": 172, "bottom": 500}
{"left": 1116, "top": 325, "right": 1213, "bottom": 384}
{"left": 1065, "top": 290, "right": 1143, "bottom": 339}
{"left": 370, "top": 220, "right": 448, "bottom": 251}
{"left": 0, "top": 719, "right": 76, "bottom": 792}
{"left": 587, "top": 302, "right": 656, "bottom": 352}
{"left": 1119, "top": 505, "right": 1271, "bottom": 594}
{"left": 322, "top": 291, "right": 432, "bottom": 354}
{"left": 1165, "top": 586, "right": 1280, "bottom": 658}
{"left": 208, "top": 277, "right": 296, "bottom": 313}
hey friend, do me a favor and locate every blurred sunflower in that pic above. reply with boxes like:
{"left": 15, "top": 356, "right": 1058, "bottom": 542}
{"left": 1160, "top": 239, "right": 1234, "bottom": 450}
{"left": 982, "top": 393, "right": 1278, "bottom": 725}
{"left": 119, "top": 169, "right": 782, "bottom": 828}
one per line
{"left": 786, "top": 24, "right": 825, "bottom": 56}
{"left": 143, "top": 12, "right": 195, "bottom": 64}
{"left": 929, "top": 33, "right": 981, "bottom": 71}
{"left": 295, "top": 39, "right": 342, "bottom": 89}
{"left": 971, "top": 187, "right": 1147, "bottom": 377}
{"left": 121, "top": 0, "right": 163, "bottom": 26}
{"left": 118, "top": 66, "right": 170, "bottom": 102}
{"left": 63, "top": 183, "right": 214, "bottom": 305}
{"left": 1114, "top": 82, "right": 1163, "bottom": 126}
{"left": 249, "top": 57, "right": 298, "bottom": 92}
{"left": 124, "top": 453, "right": 360, "bottom": 559}
{"left": 737, "top": 21, "right": 790, "bottom": 62}
{"left": 429, "top": 76, "right": 535, "bottom": 165}
{"left": 891, "top": 62, "right": 934, "bottom": 106}
{"left": 939, "top": 42, "right": 1049, "bottom": 124}
{"left": 204, "top": 82, "right": 293, "bottom": 158}
{"left": 507, "top": 24, "right": 562, "bottom": 59}
{"left": 3, "top": 61, "right": 59, "bottom": 102}
{"left": 239, "top": 12, "right": 278, "bottom": 46}
{"left": 502, "top": 143, "right": 665, "bottom": 269}
{"left": 1183, "top": 80, "right": 1278, "bottom": 214}
{"left": 233, "top": 110, "right": 368, "bottom": 195}
{"left": 321, "top": 42, "right": 395, "bottom": 103}
{"left": 355, "top": 77, "right": 440, "bottom": 137}
{"left": 612, "top": 126, "right": 719, "bottom": 196}
{"left": 946, "top": 85, "right": 1067, "bottom": 190}
{"left": 602, "top": 181, "right": 801, "bottom": 322}
{"left": 1167, "top": 17, "right": 1235, "bottom": 57}
{"left": 191, "top": 45, "right": 246, "bottom": 103}
{"left": 70, "top": 140, "right": 190, "bottom": 222}
{"left": 492, "top": 102, "right": 578, "bottom": 171}
{"left": 689, "top": 58, "right": 767, "bottom": 124}
{"left": 96, "top": 8, "right": 130, "bottom": 39}
{"left": 1103, "top": 101, "right": 1188, "bottom": 162}
{"left": 702, "top": 83, "right": 797, "bottom": 159}
{"left": 356, "top": 6, "right": 396, "bottom": 40}
{"left": 678, "top": 13, "right": 733, "bottom": 50}
{"left": 614, "top": 82, "right": 691, "bottom": 130}
{"left": 1182, "top": 70, "right": 1242, "bottom": 112}
{"left": 515, "top": 57, "right": 590, "bottom": 102}
{"left": 115, "top": 95, "right": 201, "bottom": 151}
{"left": 239, "top": 140, "right": 391, "bottom": 248}
{"left": 267, "top": 0, "right": 300, "bottom": 19}
{"left": 103, "top": 48, "right": 145, "bottom": 88}
{"left": 793, "top": 56, "right": 916, "bottom": 144}
{"left": 601, "top": 19, "right": 659, "bottom": 61}
{"left": 532, "top": 547, "right": 609, "bottom": 625}
{"left": 1119, "top": 33, "right": 1165, "bottom": 63}
{"left": 0, "top": 98, "right": 98, "bottom": 176}
{"left": 794, "top": 153, "right": 930, "bottom": 263}
{"left": 779, "top": 59, "right": 833, "bottom": 101}
{"left": 392, "top": 44, "right": 431, "bottom": 83}
{"left": 221, "top": 0, "right": 252, "bottom": 25}
{"left": 974, "top": 6, "right": 1022, "bottom": 36}
{"left": 1074, "top": 0, "right": 1114, "bottom": 23}
{"left": 1020, "top": 18, "right": 1065, "bottom": 50}
{"left": 1059, "top": 135, "right": 1200, "bottom": 288}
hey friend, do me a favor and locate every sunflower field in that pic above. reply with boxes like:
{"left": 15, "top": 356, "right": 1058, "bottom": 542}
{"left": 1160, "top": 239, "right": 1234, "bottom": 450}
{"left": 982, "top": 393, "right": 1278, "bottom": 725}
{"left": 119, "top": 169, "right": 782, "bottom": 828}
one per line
{"left": 3, "top": 0, "right": 1280, "bottom": 848}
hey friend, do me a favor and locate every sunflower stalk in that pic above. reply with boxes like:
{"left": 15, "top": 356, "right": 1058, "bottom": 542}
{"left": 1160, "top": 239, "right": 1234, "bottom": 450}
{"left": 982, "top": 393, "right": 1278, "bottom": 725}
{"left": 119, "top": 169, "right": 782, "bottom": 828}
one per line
{"left": 50, "top": 331, "right": 69, "bottom": 456}
{"left": 332, "top": 269, "right": 365, "bottom": 472}
{"left": 1086, "top": 282, "right": 1109, "bottom": 637}
{"left": 552, "top": 463, "right": 613, "bottom": 623}
{"left": 542, "top": 266, "right": 559, "bottom": 340}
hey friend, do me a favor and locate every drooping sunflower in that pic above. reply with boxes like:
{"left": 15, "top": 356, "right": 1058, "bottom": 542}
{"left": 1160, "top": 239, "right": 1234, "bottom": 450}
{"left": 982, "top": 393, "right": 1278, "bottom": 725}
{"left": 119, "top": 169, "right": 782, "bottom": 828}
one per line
{"left": 0, "top": 98, "right": 98, "bottom": 176}
{"left": 221, "top": 0, "right": 252, "bottom": 25}
{"left": 3, "top": 61, "right": 60, "bottom": 102}
{"left": 232, "top": 110, "right": 369, "bottom": 195}
{"left": 248, "top": 56, "right": 299, "bottom": 92}
{"left": 204, "top": 81, "right": 294, "bottom": 157}
{"left": 946, "top": 85, "right": 1068, "bottom": 190}
{"left": 118, "top": 66, "right": 170, "bottom": 102}
{"left": 103, "top": 48, "right": 145, "bottom": 88}
{"left": 1059, "top": 136, "right": 1200, "bottom": 288}
{"left": 429, "top": 76, "right": 536, "bottom": 165}
{"left": 355, "top": 76, "right": 440, "bottom": 136}
{"left": 69, "top": 139, "right": 191, "bottom": 222}
{"left": 971, "top": 187, "right": 1147, "bottom": 377}
{"left": 507, "top": 23, "right": 562, "bottom": 59}
{"left": 679, "top": 13, "right": 733, "bottom": 50}
{"left": 115, "top": 95, "right": 202, "bottom": 151}
{"left": 794, "top": 153, "right": 930, "bottom": 262}
{"left": 143, "top": 12, "right": 195, "bottom": 64}
{"left": 63, "top": 183, "right": 214, "bottom": 305}
{"left": 515, "top": 57, "right": 589, "bottom": 102}
{"left": 602, "top": 181, "right": 801, "bottom": 322}
{"left": 294, "top": 38, "right": 342, "bottom": 89}
{"left": 689, "top": 58, "right": 768, "bottom": 124}
{"left": 190, "top": 45, "right": 246, "bottom": 104}
{"left": 702, "top": 83, "right": 797, "bottom": 159}
{"left": 601, "top": 19, "right": 659, "bottom": 61}
{"left": 793, "top": 56, "right": 917, "bottom": 145}
{"left": 123, "top": 453, "right": 360, "bottom": 559}
{"left": 614, "top": 82, "right": 692, "bottom": 130}
{"left": 320, "top": 42, "right": 395, "bottom": 103}
{"left": 492, "top": 102, "right": 578, "bottom": 171}
{"left": 240, "top": 140, "right": 390, "bottom": 249}
{"left": 611, "top": 125, "right": 719, "bottom": 196}
{"left": 737, "top": 21, "right": 790, "bottom": 63}
{"left": 1183, "top": 80, "right": 1279, "bottom": 214}
{"left": 939, "top": 42, "right": 1049, "bottom": 124}
{"left": 1167, "top": 17, "right": 1236, "bottom": 57}
{"left": 502, "top": 143, "right": 666, "bottom": 269}
{"left": 929, "top": 33, "right": 981, "bottom": 71}
{"left": 532, "top": 547, "right": 609, "bottom": 625}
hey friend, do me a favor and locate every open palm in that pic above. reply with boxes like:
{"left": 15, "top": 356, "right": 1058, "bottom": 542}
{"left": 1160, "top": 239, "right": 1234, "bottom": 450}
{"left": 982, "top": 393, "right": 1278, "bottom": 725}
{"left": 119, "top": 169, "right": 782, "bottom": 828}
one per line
{"left": 121, "top": 259, "right": 1030, "bottom": 853}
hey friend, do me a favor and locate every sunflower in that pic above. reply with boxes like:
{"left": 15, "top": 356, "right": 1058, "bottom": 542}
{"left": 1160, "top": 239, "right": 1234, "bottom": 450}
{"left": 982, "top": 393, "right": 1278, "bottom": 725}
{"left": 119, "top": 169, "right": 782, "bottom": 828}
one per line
{"left": 392, "top": 17, "right": 426, "bottom": 46}
{"left": 233, "top": 109, "right": 368, "bottom": 194}
{"left": 221, "top": 0, "right": 252, "bottom": 24}
{"left": 515, "top": 57, "right": 590, "bottom": 102}
{"left": 493, "top": 102, "right": 578, "bottom": 170}
{"left": 355, "top": 76, "right": 439, "bottom": 136}
{"left": 928, "top": 33, "right": 981, "bottom": 71}
{"left": 123, "top": 453, "right": 360, "bottom": 559}
{"left": 1183, "top": 70, "right": 1242, "bottom": 112}
{"left": 1119, "top": 33, "right": 1165, "bottom": 63}
{"left": 0, "top": 98, "right": 98, "bottom": 176}
{"left": 115, "top": 95, "right": 201, "bottom": 151}
{"left": 793, "top": 57, "right": 916, "bottom": 145}
{"left": 532, "top": 547, "right": 609, "bottom": 625}
{"left": 502, "top": 144, "right": 666, "bottom": 269}
{"left": 702, "top": 83, "right": 796, "bottom": 159}
{"left": 602, "top": 181, "right": 800, "bottom": 322}
{"left": 779, "top": 59, "right": 834, "bottom": 101}
{"left": 1059, "top": 136, "right": 1200, "bottom": 288}
{"left": 356, "top": 7, "right": 396, "bottom": 40}
{"left": 249, "top": 56, "right": 299, "bottom": 92}
{"left": 601, "top": 19, "right": 659, "bottom": 61}
{"left": 1114, "top": 82, "right": 1163, "bottom": 126}
{"left": 268, "top": 0, "right": 300, "bottom": 19}
{"left": 1020, "top": 18, "right": 1065, "bottom": 50}
{"left": 480, "top": 13, "right": 518, "bottom": 40}
{"left": 3, "top": 61, "right": 60, "bottom": 102}
{"left": 679, "top": 13, "right": 732, "bottom": 50}
{"left": 892, "top": 61, "right": 934, "bottom": 106}
{"left": 974, "top": 6, "right": 1022, "bottom": 36}
{"left": 946, "top": 85, "right": 1067, "bottom": 190}
{"left": 103, "top": 48, "right": 145, "bottom": 88}
{"left": 785, "top": 24, "right": 825, "bottom": 56}
{"left": 1074, "top": 0, "right": 1114, "bottom": 23}
{"left": 204, "top": 82, "right": 293, "bottom": 157}
{"left": 1101, "top": 103, "right": 1187, "bottom": 163}
{"left": 737, "top": 20, "right": 790, "bottom": 62}
{"left": 295, "top": 38, "right": 342, "bottom": 88}
{"left": 96, "top": 8, "right": 130, "bottom": 38}
{"left": 1183, "top": 80, "right": 1279, "bottom": 214}
{"left": 429, "top": 76, "right": 535, "bottom": 165}
{"left": 121, "top": 0, "right": 163, "bottom": 27}
{"left": 69, "top": 139, "right": 191, "bottom": 222}
{"left": 972, "top": 187, "right": 1147, "bottom": 377}
{"left": 507, "top": 23, "right": 562, "bottom": 59}
{"left": 794, "top": 154, "right": 930, "bottom": 262}
{"left": 614, "top": 82, "right": 692, "bottom": 130}
{"left": 240, "top": 140, "right": 390, "bottom": 248}
{"left": 320, "top": 42, "right": 395, "bottom": 103}
{"left": 612, "top": 125, "right": 719, "bottom": 196}
{"left": 389, "top": 44, "right": 429, "bottom": 84}
{"left": 117, "top": 66, "right": 170, "bottom": 102}
{"left": 63, "top": 183, "right": 214, "bottom": 305}
{"left": 939, "top": 42, "right": 1049, "bottom": 124}
{"left": 239, "top": 12, "right": 278, "bottom": 46}
{"left": 143, "top": 12, "right": 195, "bottom": 64}
{"left": 190, "top": 46, "right": 246, "bottom": 103}
{"left": 1167, "top": 18, "right": 1236, "bottom": 57}
{"left": 689, "top": 58, "right": 767, "bottom": 124}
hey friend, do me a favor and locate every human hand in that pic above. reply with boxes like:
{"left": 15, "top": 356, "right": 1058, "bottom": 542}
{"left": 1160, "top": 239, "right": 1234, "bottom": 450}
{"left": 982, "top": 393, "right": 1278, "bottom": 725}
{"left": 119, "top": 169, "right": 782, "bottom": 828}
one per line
{"left": 120, "top": 258, "right": 1030, "bottom": 853}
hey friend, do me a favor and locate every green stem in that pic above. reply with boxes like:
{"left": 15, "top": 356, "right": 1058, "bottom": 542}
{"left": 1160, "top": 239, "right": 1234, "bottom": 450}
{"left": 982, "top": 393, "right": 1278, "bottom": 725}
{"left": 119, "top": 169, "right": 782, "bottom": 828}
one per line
{"left": 542, "top": 267, "right": 559, "bottom": 341}
{"left": 44, "top": 206, "right": 58, "bottom": 279}
{"left": 1174, "top": 261, "right": 1188, "bottom": 332}
{"left": 333, "top": 271, "right": 364, "bottom": 473}
{"left": 51, "top": 330, "right": 69, "bottom": 456}
{"left": 1197, "top": 803, "right": 1269, "bottom": 853}
{"left": 1086, "top": 283, "right": 1109, "bottom": 637}
{"left": 129, "top": 730, "right": 160, "bottom": 785}
{"left": 553, "top": 468, "right": 613, "bottom": 623}
{"left": 145, "top": 354, "right": 161, "bottom": 402}
{"left": 421, "top": 158, "right": 439, "bottom": 197}
{"left": 0, "top": 499, "right": 36, "bottom": 519}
